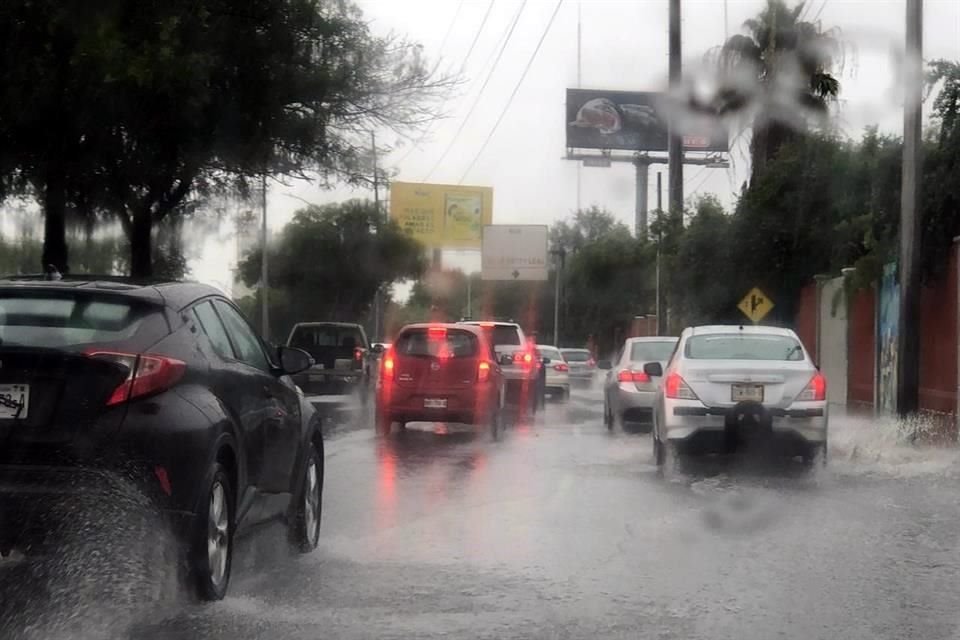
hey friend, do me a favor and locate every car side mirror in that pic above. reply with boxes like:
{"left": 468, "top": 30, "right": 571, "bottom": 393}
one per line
{"left": 499, "top": 354, "right": 514, "bottom": 366}
{"left": 371, "top": 343, "right": 384, "bottom": 354}
{"left": 643, "top": 361, "right": 663, "bottom": 378}
{"left": 596, "top": 360, "right": 612, "bottom": 370}
{"left": 277, "top": 346, "right": 314, "bottom": 375}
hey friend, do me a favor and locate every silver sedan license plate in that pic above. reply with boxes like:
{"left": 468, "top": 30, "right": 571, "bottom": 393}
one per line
{"left": 731, "top": 384, "right": 763, "bottom": 403}
{"left": 0, "top": 384, "right": 29, "bottom": 419}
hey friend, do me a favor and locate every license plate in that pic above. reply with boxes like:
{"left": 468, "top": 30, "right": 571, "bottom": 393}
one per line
{"left": 731, "top": 384, "right": 764, "bottom": 403}
{"left": 424, "top": 398, "right": 447, "bottom": 409}
{"left": 0, "top": 384, "right": 29, "bottom": 419}
{"left": 309, "top": 374, "right": 327, "bottom": 382}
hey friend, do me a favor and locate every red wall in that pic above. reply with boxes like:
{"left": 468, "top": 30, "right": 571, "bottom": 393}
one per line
{"left": 918, "top": 244, "right": 957, "bottom": 417}
{"left": 847, "top": 288, "right": 875, "bottom": 408}
{"left": 795, "top": 283, "right": 818, "bottom": 360}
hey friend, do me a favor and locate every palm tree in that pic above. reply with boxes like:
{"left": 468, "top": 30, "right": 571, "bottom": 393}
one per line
{"left": 714, "top": 0, "right": 842, "bottom": 182}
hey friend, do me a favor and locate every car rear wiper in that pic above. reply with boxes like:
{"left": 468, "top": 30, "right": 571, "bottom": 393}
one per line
{"left": 785, "top": 345, "right": 803, "bottom": 359}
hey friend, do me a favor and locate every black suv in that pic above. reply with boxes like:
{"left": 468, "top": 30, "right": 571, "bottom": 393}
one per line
{"left": 286, "top": 322, "right": 375, "bottom": 403}
{"left": 0, "top": 278, "right": 323, "bottom": 600}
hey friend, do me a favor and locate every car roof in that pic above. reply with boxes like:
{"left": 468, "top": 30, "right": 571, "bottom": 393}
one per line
{"left": 460, "top": 320, "right": 520, "bottom": 328}
{"left": 624, "top": 336, "right": 678, "bottom": 343}
{"left": 0, "top": 277, "right": 223, "bottom": 309}
{"left": 536, "top": 344, "right": 561, "bottom": 350}
{"left": 292, "top": 322, "right": 364, "bottom": 329}
{"left": 686, "top": 325, "right": 797, "bottom": 337}
{"left": 560, "top": 347, "right": 589, "bottom": 352}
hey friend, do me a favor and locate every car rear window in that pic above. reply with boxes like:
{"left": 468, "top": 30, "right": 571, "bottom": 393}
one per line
{"left": 488, "top": 325, "right": 521, "bottom": 346}
{"left": 0, "top": 294, "right": 155, "bottom": 349}
{"left": 537, "top": 346, "right": 562, "bottom": 360}
{"left": 629, "top": 341, "right": 677, "bottom": 362}
{"left": 685, "top": 334, "right": 804, "bottom": 361}
{"left": 290, "top": 325, "right": 364, "bottom": 350}
{"left": 562, "top": 350, "right": 591, "bottom": 362}
{"left": 395, "top": 329, "right": 478, "bottom": 359}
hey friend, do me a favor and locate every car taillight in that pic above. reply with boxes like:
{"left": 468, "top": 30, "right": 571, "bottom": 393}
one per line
{"left": 796, "top": 372, "right": 827, "bottom": 401}
{"left": 617, "top": 369, "right": 650, "bottom": 384}
{"left": 553, "top": 362, "right": 569, "bottom": 372}
{"left": 477, "top": 361, "right": 491, "bottom": 382}
{"left": 513, "top": 352, "right": 534, "bottom": 367}
{"left": 354, "top": 347, "right": 364, "bottom": 361}
{"left": 86, "top": 351, "right": 186, "bottom": 406}
{"left": 664, "top": 372, "right": 697, "bottom": 400}
{"left": 587, "top": 358, "right": 596, "bottom": 368}
{"left": 381, "top": 353, "right": 395, "bottom": 380}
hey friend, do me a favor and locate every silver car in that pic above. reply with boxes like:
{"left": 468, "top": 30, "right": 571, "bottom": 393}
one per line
{"left": 560, "top": 348, "right": 596, "bottom": 385}
{"left": 536, "top": 344, "right": 570, "bottom": 401}
{"left": 601, "top": 337, "right": 678, "bottom": 431}
{"left": 647, "top": 325, "right": 827, "bottom": 466}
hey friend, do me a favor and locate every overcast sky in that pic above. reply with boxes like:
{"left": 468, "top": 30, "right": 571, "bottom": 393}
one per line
{"left": 191, "top": 0, "right": 960, "bottom": 294}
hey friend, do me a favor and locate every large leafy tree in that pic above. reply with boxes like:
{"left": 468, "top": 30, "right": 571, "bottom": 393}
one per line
{"left": 714, "top": 0, "right": 842, "bottom": 182}
{"left": 0, "top": 0, "right": 450, "bottom": 276}
{"left": 238, "top": 200, "right": 425, "bottom": 342}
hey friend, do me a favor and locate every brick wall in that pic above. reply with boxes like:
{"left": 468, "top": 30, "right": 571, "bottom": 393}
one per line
{"left": 847, "top": 287, "right": 875, "bottom": 409}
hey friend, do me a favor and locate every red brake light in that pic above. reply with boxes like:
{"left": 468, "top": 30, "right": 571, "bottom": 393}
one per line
{"left": 354, "top": 347, "right": 363, "bottom": 361}
{"left": 428, "top": 326, "right": 447, "bottom": 337}
{"left": 86, "top": 351, "right": 186, "bottom": 406}
{"left": 382, "top": 352, "right": 395, "bottom": 380}
{"left": 664, "top": 372, "right": 696, "bottom": 399}
{"left": 587, "top": 358, "right": 596, "bottom": 367}
{"left": 553, "top": 362, "right": 569, "bottom": 372}
{"left": 477, "top": 360, "right": 491, "bottom": 382}
{"left": 617, "top": 369, "right": 650, "bottom": 384}
{"left": 797, "top": 372, "right": 827, "bottom": 401}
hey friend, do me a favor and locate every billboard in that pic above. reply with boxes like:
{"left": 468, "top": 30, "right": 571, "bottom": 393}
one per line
{"left": 389, "top": 182, "right": 493, "bottom": 249}
{"left": 481, "top": 225, "right": 549, "bottom": 281}
{"left": 566, "top": 88, "right": 727, "bottom": 152}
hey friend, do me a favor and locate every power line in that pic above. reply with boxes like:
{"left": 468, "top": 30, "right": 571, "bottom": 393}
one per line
{"left": 423, "top": 1, "right": 528, "bottom": 182}
{"left": 395, "top": 0, "right": 496, "bottom": 166}
{"left": 458, "top": 0, "right": 565, "bottom": 183}
{"left": 436, "top": 1, "right": 466, "bottom": 63}
{"left": 811, "top": 0, "right": 829, "bottom": 23}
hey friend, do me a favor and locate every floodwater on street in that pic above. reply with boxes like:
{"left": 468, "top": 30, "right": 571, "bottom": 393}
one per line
{"left": 3, "top": 382, "right": 960, "bottom": 640}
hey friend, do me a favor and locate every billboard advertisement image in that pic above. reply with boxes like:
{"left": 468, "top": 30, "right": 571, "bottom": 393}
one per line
{"left": 566, "top": 88, "right": 727, "bottom": 152}
{"left": 389, "top": 182, "right": 493, "bottom": 249}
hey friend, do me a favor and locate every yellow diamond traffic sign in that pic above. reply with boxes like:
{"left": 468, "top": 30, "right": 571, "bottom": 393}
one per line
{"left": 737, "top": 287, "right": 774, "bottom": 324}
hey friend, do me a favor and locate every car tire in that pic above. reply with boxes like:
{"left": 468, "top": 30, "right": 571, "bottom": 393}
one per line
{"left": 375, "top": 409, "right": 391, "bottom": 436}
{"left": 488, "top": 405, "right": 502, "bottom": 440}
{"left": 190, "top": 463, "right": 233, "bottom": 601}
{"left": 653, "top": 432, "right": 665, "bottom": 466}
{"left": 603, "top": 398, "right": 613, "bottom": 431}
{"left": 289, "top": 444, "right": 323, "bottom": 553}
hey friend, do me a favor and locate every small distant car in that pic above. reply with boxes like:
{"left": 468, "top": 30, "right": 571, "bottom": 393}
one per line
{"left": 648, "top": 325, "right": 827, "bottom": 466}
{"left": 287, "top": 322, "right": 373, "bottom": 405}
{"left": 460, "top": 321, "right": 541, "bottom": 416}
{"left": 601, "top": 337, "right": 678, "bottom": 430}
{"left": 536, "top": 344, "right": 570, "bottom": 401}
{"left": 376, "top": 323, "right": 505, "bottom": 436}
{"left": 560, "top": 348, "right": 596, "bottom": 385}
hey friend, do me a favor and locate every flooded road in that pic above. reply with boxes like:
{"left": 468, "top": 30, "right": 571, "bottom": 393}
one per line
{"left": 3, "top": 383, "right": 960, "bottom": 639}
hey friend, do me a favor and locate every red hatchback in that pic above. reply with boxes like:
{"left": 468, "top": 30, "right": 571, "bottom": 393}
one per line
{"left": 375, "top": 323, "right": 504, "bottom": 436}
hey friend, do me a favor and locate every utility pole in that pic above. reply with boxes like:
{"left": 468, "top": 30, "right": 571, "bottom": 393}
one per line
{"left": 667, "top": 0, "right": 683, "bottom": 217}
{"left": 260, "top": 173, "right": 270, "bottom": 340}
{"left": 897, "top": 0, "right": 923, "bottom": 419}
{"left": 372, "top": 131, "right": 382, "bottom": 342}
{"left": 656, "top": 171, "right": 664, "bottom": 336}
{"left": 635, "top": 159, "right": 649, "bottom": 238}
{"left": 576, "top": 0, "right": 582, "bottom": 211}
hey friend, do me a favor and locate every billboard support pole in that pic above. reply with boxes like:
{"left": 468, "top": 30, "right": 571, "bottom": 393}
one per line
{"left": 634, "top": 158, "right": 649, "bottom": 238}
{"left": 656, "top": 171, "right": 663, "bottom": 336}
{"left": 667, "top": 0, "right": 683, "bottom": 217}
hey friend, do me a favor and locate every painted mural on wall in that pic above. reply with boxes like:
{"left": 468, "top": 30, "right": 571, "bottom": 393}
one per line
{"left": 878, "top": 262, "right": 899, "bottom": 414}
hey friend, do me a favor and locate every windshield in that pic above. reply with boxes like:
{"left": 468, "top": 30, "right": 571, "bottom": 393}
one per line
{"left": 561, "top": 350, "right": 591, "bottom": 362}
{"left": 0, "top": 294, "right": 152, "bottom": 349}
{"left": 685, "top": 334, "right": 805, "bottom": 361}
{"left": 1, "top": 0, "right": 955, "bottom": 636}
{"left": 395, "top": 329, "right": 477, "bottom": 358}
{"left": 628, "top": 341, "right": 677, "bottom": 363}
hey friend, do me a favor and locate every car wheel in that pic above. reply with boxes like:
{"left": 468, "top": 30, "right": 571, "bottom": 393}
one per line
{"left": 653, "top": 432, "right": 665, "bottom": 466}
{"left": 191, "top": 463, "right": 233, "bottom": 601}
{"left": 289, "top": 444, "right": 323, "bottom": 553}
{"left": 603, "top": 398, "right": 613, "bottom": 431}
{"left": 375, "top": 411, "right": 392, "bottom": 436}
{"left": 488, "top": 405, "right": 502, "bottom": 440}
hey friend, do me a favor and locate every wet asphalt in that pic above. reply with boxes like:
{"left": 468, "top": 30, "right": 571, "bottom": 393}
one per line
{"left": 3, "top": 381, "right": 960, "bottom": 639}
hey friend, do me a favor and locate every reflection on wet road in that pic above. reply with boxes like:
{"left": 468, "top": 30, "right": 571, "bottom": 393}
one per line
{"left": 4, "top": 383, "right": 960, "bottom": 639}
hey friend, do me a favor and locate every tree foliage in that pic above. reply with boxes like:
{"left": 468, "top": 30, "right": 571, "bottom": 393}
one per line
{"left": 238, "top": 200, "right": 426, "bottom": 342}
{"left": 0, "top": 0, "right": 451, "bottom": 276}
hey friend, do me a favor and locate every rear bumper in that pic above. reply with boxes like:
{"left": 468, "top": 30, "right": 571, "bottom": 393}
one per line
{"left": 293, "top": 368, "right": 367, "bottom": 395}
{"left": 660, "top": 400, "right": 827, "bottom": 447}
{"left": 378, "top": 386, "right": 496, "bottom": 425}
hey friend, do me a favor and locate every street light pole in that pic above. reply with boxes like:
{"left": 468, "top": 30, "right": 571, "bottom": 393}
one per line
{"left": 551, "top": 248, "right": 565, "bottom": 346}
{"left": 260, "top": 173, "right": 269, "bottom": 340}
{"left": 371, "top": 131, "right": 383, "bottom": 343}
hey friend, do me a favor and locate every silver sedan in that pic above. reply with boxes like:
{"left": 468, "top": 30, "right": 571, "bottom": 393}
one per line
{"left": 600, "top": 337, "right": 678, "bottom": 431}
{"left": 646, "top": 325, "right": 827, "bottom": 466}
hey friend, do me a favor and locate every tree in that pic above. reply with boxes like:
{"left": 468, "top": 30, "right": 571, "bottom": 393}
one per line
{"left": 238, "top": 200, "right": 425, "bottom": 342}
{"left": 714, "top": 0, "right": 842, "bottom": 182}
{"left": 0, "top": 0, "right": 452, "bottom": 276}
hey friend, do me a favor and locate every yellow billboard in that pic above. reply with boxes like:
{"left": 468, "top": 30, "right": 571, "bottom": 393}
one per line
{"left": 389, "top": 182, "right": 493, "bottom": 249}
